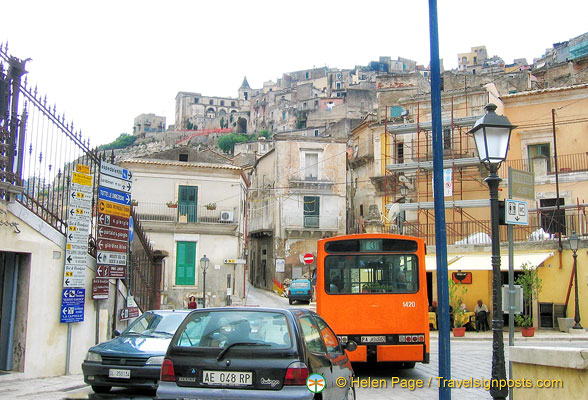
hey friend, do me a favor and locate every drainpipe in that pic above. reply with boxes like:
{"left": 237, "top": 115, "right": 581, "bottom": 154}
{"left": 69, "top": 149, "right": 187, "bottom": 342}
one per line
{"left": 552, "top": 109, "right": 563, "bottom": 264}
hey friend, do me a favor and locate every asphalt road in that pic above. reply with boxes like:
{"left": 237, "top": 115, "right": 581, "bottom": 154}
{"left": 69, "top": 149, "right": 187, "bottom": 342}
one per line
{"left": 56, "top": 285, "right": 588, "bottom": 399}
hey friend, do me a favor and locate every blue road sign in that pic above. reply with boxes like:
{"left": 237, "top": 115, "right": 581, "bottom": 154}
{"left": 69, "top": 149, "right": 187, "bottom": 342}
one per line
{"left": 98, "top": 186, "right": 131, "bottom": 206}
{"left": 60, "top": 288, "right": 85, "bottom": 323}
{"left": 129, "top": 216, "right": 134, "bottom": 243}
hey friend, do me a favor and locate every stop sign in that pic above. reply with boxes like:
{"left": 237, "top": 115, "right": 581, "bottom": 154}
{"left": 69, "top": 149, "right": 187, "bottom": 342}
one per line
{"left": 303, "top": 253, "right": 314, "bottom": 264}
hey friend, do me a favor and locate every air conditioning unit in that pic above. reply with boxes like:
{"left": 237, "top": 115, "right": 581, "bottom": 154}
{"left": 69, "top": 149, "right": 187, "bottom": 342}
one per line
{"left": 219, "top": 211, "right": 234, "bottom": 222}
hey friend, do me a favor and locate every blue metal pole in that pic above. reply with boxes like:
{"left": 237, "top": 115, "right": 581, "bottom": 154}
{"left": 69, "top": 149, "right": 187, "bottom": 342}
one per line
{"left": 428, "top": 1, "right": 451, "bottom": 399}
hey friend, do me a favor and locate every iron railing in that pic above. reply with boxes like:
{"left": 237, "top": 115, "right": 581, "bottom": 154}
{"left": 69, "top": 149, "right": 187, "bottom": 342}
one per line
{"left": 396, "top": 212, "right": 587, "bottom": 246}
{"left": 500, "top": 153, "right": 588, "bottom": 178}
{"left": 134, "top": 202, "right": 236, "bottom": 224}
{"left": 284, "top": 213, "right": 339, "bottom": 230}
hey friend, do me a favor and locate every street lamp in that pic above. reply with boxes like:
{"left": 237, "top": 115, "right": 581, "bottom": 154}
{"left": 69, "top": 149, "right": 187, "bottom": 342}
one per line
{"left": 468, "top": 103, "right": 516, "bottom": 400}
{"left": 569, "top": 232, "right": 582, "bottom": 329}
{"left": 200, "top": 255, "right": 210, "bottom": 308}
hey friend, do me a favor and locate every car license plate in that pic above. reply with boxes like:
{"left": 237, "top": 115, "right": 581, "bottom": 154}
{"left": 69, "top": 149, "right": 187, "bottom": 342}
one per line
{"left": 202, "top": 370, "right": 252, "bottom": 386}
{"left": 361, "top": 336, "right": 386, "bottom": 343}
{"left": 108, "top": 368, "right": 131, "bottom": 379}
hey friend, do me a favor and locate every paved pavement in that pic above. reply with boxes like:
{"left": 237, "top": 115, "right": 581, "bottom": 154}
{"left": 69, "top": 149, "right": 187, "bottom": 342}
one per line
{"left": 1, "top": 284, "right": 587, "bottom": 399}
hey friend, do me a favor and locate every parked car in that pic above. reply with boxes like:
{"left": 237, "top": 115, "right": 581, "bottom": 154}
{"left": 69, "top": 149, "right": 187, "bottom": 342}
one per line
{"left": 82, "top": 309, "right": 191, "bottom": 393}
{"left": 288, "top": 278, "right": 312, "bottom": 305}
{"left": 157, "top": 307, "right": 357, "bottom": 400}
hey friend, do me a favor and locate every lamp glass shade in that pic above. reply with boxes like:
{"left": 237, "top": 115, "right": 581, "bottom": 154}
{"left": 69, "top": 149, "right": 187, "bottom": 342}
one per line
{"left": 200, "top": 255, "right": 210, "bottom": 270}
{"left": 473, "top": 126, "right": 511, "bottom": 164}
{"left": 569, "top": 233, "right": 580, "bottom": 251}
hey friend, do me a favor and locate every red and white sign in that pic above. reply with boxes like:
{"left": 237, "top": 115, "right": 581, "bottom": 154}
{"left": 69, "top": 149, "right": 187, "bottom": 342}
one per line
{"left": 303, "top": 253, "right": 314, "bottom": 264}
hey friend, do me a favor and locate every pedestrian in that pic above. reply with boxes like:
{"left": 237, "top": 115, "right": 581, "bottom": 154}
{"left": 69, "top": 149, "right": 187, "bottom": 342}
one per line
{"left": 188, "top": 295, "right": 197, "bottom": 309}
{"left": 474, "top": 299, "right": 489, "bottom": 331}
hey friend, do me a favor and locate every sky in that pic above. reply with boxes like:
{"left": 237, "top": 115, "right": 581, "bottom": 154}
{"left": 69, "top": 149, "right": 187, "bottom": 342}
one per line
{"left": 2, "top": 0, "right": 587, "bottom": 148}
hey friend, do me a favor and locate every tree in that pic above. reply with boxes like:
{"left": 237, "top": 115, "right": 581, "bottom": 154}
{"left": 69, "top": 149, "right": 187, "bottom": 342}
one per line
{"left": 514, "top": 262, "right": 543, "bottom": 328}
{"left": 217, "top": 133, "right": 249, "bottom": 154}
{"left": 97, "top": 133, "right": 136, "bottom": 151}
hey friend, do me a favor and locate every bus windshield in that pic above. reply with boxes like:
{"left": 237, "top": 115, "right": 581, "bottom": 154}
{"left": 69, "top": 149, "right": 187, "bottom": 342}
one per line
{"left": 324, "top": 254, "right": 418, "bottom": 294}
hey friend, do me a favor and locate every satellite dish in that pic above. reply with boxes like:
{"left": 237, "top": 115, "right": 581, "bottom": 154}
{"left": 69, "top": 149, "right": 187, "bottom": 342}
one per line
{"left": 387, "top": 203, "right": 400, "bottom": 222}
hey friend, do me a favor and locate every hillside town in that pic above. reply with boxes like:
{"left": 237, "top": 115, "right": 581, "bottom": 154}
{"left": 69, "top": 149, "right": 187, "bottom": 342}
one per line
{"left": 1, "top": 28, "right": 588, "bottom": 398}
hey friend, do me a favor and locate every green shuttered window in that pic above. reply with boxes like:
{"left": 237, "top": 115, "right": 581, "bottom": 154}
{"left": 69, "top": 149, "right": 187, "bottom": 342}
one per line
{"left": 176, "top": 241, "right": 196, "bottom": 285}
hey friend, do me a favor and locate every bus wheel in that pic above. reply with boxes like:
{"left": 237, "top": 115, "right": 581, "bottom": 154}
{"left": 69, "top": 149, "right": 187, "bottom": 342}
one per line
{"left": 403, "top": 362, "right": 416, "bottom": 369}
{"left": 288, "top": 298, "right": 293, "bottom": 305}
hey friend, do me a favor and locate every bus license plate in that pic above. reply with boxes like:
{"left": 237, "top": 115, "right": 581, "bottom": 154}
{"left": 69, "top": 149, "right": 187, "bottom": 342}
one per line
{"left": 108, "top": 368, "right": 130, "bottom": 379}
{"left": 202, "top": 370, "right": 252, "bottom": 386}
{"left": 361, "top": 336, "right": 386, "bottom": 343}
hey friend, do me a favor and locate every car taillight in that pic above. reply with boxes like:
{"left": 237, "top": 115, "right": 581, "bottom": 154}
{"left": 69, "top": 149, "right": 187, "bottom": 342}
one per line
{"left": 160, "top": 358, "right": 176, "bottom": 382}
{"left": 284, "top": 361, "right": 309, "bottom": 385}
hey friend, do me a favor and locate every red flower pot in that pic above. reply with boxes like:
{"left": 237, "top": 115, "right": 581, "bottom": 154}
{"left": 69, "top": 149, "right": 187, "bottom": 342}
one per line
{"left": 452, "top": 327, "right": 466, "bottom": 337}
{"left": 521, "top": 327, "right": 535, "bottom": 337}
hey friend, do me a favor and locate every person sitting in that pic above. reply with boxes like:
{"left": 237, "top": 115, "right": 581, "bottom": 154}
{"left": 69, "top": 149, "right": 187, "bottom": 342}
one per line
{"left": 429, "top": 301, "right": 438, "bottom": 313}
{"left": 474, "top": 299, "right": 490, "bottom": 332}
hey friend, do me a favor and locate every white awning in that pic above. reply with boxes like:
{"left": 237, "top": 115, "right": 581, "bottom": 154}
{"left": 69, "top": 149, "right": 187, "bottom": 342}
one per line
{"left": 425, "top": 252, "right": 554, "bottom": 272}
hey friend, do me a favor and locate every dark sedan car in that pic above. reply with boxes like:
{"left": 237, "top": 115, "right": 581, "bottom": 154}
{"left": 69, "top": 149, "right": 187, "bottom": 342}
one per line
{"left": 82, "top": 309, "right": 191, "bottom": 393}
{"left": 157, "top": 307, "right": 357, "bottom": 400}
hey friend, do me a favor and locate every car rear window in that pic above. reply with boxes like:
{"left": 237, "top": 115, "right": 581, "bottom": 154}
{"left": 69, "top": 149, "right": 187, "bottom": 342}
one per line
{"left": 174, "top": 311, "right": 292, "bottom": 349}
{"left": 291, "top": 281, "right": 310, "bottom": 289}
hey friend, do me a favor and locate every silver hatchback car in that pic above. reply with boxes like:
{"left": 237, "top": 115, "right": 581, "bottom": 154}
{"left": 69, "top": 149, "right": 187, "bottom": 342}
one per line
{"left": 156, "top": 307, "right": 357, "bottom": 399}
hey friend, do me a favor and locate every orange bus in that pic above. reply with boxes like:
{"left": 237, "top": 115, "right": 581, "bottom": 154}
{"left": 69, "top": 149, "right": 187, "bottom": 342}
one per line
{"left": 316, "top": 233, "right": 429, "bottom": 366}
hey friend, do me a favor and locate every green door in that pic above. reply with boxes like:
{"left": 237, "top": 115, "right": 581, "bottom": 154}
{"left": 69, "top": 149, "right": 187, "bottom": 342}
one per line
{"left": 179, "top": 185, "right": 198, "bottom": 223}
{"left": 176, "top": 241, "right": 196, "bottom": 285}
{"left": 303, "top": 196, "right": 320, "bottom": 228}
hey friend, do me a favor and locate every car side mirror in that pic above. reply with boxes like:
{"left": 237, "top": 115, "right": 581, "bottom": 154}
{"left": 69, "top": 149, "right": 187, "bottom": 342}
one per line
{"left": 343, "top": 340, "right": 358, "bottom": 352}
{"left": 113, "top": 329, "right": 121, "bottom": 337}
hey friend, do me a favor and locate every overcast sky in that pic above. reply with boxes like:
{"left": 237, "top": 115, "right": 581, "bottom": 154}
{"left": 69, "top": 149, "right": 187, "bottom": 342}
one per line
{"left": 2, "top": 0, "right": 587, "bottom": 147}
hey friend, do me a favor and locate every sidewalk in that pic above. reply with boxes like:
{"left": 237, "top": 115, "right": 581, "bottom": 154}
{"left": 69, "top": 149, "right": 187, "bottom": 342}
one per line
{"left": 429, "top": 327, "right": 588, "bottom": 341}
{"left": 0, "top": 372, "right": 86, "bottom": 399}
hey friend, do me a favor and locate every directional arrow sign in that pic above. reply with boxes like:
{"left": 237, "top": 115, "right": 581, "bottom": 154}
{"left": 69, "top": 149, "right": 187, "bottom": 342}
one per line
{"left": 98, "top": 199, "right": 130, "bottom": 219}
{"left": 505, "top": 199, "right": 529, "bottom": 225}
{"left": 99, "top": 174, "right": 132, "bottom": 193}
{"left": 98, "top": 212, "right": 129, "bottom": 230}
{"left": 67, "top": 231, "right": 89, "bottom": 243}
{"left": 100, "top": 161, "right": 132, "bottom": 181}
{"left": 60, "top": 288, "right": 85, "bottom": 323}
{"left": 65, "top": 252, "right": 87, "bottom": 265}
{"left": 98, "top": 226, "right": 129, "bottom": 242}
{"left": 67, "top": 219, "right": 90, "bottom": 231}
{"left": 98, "top": 186, "right": 131, "bottom": 206}
{"left": 66, "top": 242, "right": 89, "bottom": 252}
{"left": 71, "top": 181, "right": 93, "bottom": 194}
{"left": 68, "top": 206, "right": 92, "bottom": 220}
{"left": 97, "top": 251, "right": 127, "bottom": 266}
{"left": 63, "top": 265, "right": 86, "bottom": 287}
{"left": 96, "top": 265, "right": 126, "bottom": 278}
{"left": 69, "top": 190, "right": 92, "bottom": 208}
{"left": 97, "top": 238, "right": 128, "bottom": 253}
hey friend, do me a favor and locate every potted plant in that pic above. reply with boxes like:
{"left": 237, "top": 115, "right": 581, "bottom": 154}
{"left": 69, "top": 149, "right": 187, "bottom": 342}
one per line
{"left": 449, "top": 278, "right": 468, "bottom": 337}
{"left": 205, "top": 202, "right": 217, "bottom": 211}
{"left": 514, "top": 262, "right": 543, "bottom": 337}
{"left": 166, "top": 201, "right": 177, "bottom": 208}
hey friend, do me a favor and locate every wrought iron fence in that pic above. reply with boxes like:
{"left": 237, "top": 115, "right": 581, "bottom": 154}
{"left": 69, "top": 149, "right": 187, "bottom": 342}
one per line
{"left": 500, "top": 153, "right": 588, "bottom": 178}
{"left": 134, "top": 202, "right": 236, "bottom": 224}
{"left": 2, "top": 44, "right": 161, "bottom": 311}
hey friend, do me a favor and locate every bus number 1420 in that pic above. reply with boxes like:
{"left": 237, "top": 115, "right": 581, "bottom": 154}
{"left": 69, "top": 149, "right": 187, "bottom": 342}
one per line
{"left": 403, "top": 301, "right": 416, "bottom": 308}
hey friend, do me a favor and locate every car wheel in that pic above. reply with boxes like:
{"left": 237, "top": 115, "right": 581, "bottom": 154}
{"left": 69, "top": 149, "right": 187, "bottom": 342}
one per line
{"left": 289, "top": 298, "right": 293, "bottom": 305}
{"left": 91, "top": 385, "right": 112, "bottom": 393}
{"left": 345, "top": 385, "right": 356, "bottom": 400}
{"left": 403, "top": 361, "right": 416, "bottom": 369}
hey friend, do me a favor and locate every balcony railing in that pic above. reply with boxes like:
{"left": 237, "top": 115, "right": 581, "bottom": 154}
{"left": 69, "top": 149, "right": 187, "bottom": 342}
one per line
{"left": 134, "top": 202, "right": 236, "bottom": 224}
{"left": 501, "top": 153, "right": 588, "bottom": 178}
{"left": 393, "top": 213, "right": 586, "bottom": 246}
{"left": 284, "top": 214, "right": 339, "bottom": 230}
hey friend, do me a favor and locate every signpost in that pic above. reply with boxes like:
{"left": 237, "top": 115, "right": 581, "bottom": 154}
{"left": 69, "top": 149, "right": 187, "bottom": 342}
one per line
{"left": 119, "top": 307, "right": 140, "bottom": 321}
{"left": 92, "top": 278, "right": 109, "bottom": 300}
{"left": 60, "top": 288, "right": 85, "bottom": 323}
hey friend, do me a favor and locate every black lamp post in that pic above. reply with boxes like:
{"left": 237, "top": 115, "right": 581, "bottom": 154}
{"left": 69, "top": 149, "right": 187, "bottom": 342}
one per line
{"left": 468, "top": 103, "right": 516, "bottom": 400}
{"left": 569, "top": 232, "right": 583, "bottom": 329}
{"left": 200, "top": 255, "right": 210, "bottom": 308}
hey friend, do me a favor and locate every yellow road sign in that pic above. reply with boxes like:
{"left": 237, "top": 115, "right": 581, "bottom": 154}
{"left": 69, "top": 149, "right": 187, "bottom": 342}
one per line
{"left": 98, "top": 199, "right": 130, "bottom": 218}
{"left": 75, "top": 164, "right": 91, "bottom": 174}
{"left": 72, "top": 171, "right": 93, "bottom": 186}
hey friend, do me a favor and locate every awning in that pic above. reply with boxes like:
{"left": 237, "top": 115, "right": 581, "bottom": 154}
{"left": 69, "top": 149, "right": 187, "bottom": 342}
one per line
{"left": 425, "top": 252, "right": 554, "bottom": 272}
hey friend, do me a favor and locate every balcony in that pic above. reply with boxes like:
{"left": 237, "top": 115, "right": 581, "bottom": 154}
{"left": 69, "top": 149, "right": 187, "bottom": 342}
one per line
{"left": 500, "top": 153, "right": 588, "bottom": 179}
{"left": 284, "top": 213, "right": 340, "bottom": 236}
{"left": 288, "top": 178, "right": 335, "bottom": 192}
{"left": 135, "top": 202, "right": 237, "bottom": 224}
